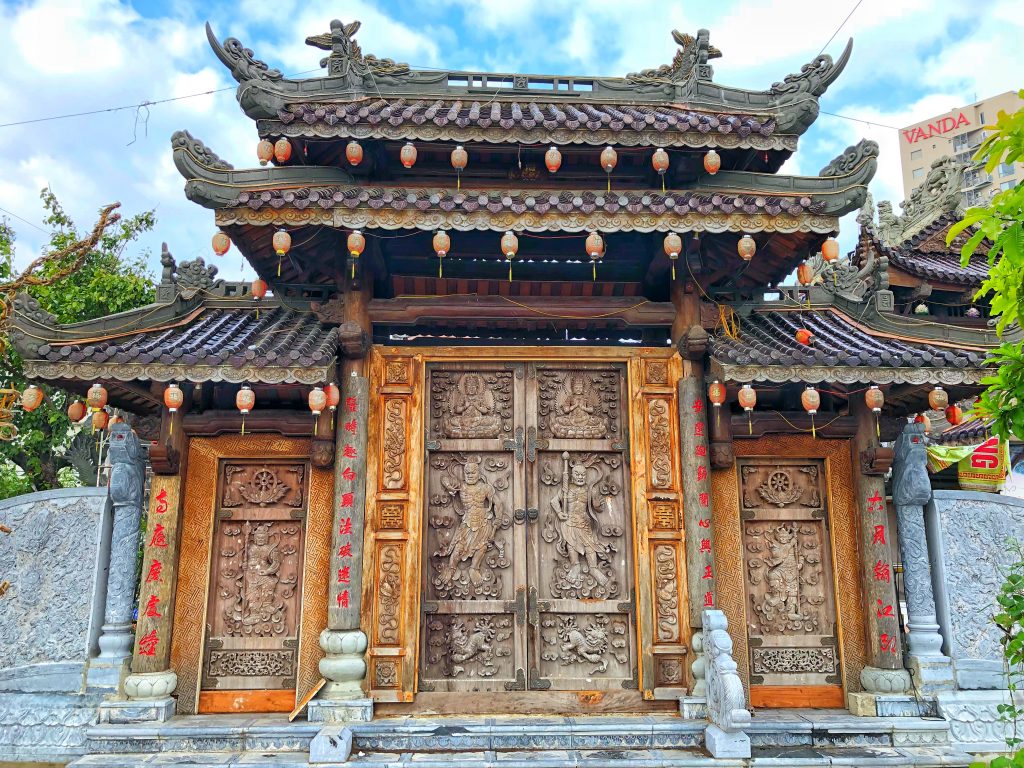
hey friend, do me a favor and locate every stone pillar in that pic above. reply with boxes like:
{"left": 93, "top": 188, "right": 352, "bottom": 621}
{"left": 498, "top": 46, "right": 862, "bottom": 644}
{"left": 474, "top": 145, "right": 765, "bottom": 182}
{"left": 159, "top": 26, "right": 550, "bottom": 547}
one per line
{"left": 87, "top": 423, "right": 146, "bottom": 692}
{"left": 848, "top": 399, "right": 911, "bottom": 716}
{"left": 309, "top": 373, "right": 372, "bottom": 723}
{"left": 892, "top": 422, "right": 954, "bottom": 694}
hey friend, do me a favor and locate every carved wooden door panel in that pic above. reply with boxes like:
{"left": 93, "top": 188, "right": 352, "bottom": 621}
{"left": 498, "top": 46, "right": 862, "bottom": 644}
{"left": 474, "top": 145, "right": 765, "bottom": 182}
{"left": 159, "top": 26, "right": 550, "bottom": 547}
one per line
{"left": 201, "top": 461, "right": 307, "bottom": 697}
{"left": 419, "top": 364, "right": 527, "bottom": 692}
{"left": 527, "top": 363, "right": 636, "bottom": 690}
{"left": 738, "top": 458, "right": 842, "bottom": 702}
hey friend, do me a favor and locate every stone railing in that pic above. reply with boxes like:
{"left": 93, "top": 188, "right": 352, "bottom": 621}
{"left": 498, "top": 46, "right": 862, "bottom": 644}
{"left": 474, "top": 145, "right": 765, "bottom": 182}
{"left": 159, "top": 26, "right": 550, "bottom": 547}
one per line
{"left": 702, "top": 609, "right": 750, "bottom": 758}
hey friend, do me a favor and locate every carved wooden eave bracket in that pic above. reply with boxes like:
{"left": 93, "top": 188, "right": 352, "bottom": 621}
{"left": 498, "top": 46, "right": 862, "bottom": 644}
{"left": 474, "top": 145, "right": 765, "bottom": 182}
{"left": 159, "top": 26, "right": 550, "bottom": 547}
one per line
{"left": 206, "top": 18, "right": 850, "bottom": 142}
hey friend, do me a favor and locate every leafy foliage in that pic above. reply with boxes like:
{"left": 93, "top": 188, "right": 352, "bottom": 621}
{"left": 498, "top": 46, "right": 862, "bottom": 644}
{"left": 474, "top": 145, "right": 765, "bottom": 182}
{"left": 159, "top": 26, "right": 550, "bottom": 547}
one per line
{"left": 948, "top": 90, "right": 1024, "bottom": 440}
{"left": 0, "top": 190, "right": 155, "bottom": 497}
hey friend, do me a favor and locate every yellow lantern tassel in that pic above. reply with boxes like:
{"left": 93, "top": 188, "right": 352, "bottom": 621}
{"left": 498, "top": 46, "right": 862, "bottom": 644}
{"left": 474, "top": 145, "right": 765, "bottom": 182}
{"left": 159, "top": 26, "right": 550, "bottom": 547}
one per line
{"left": 876, "top": 413, "right": 880, "bottom": 438}
{"left": 439, "top": 258, "right": 443, "bottom": 278}
{"left": 351, "top": 261, "right": 356, "bottom": 279}
{"left": 169, "top": 418, "right": 173, "bottom": 437}
{"left": 811, "top": 413, "right": 816, "bottom": 438}
{"left": 314, "top": 418, "right": 318, "bottom": 437}
{"left": 241, "top": 415, "right": 245, "bottom": 436}
{"left": 607, "top": 175, "right": 611, "bottom": 193}
{"left": 661, "top": 176, "right": 666, "bottom": 193}
{"left": 592, "top": 262, "right": 596, "bottom": 282}
{"left": 277, "top": 256, "right": 282, "bottom": 277}
{"left": 671, "top": 262, "right": 676, "bottom": 281}
{"left": 457, "top": 172, "right": 461, "bottom": 191}
{"left": 747, "top": 411, "right": 752, "bottom": 435}
{"left": 508, "top": 262, "right": 512, "bottom": 282}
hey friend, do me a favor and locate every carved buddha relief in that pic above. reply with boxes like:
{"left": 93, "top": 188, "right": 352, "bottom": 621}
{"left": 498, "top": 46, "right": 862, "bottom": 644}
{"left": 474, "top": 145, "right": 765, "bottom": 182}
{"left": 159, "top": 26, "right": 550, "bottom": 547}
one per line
{"left": 537, "top": 369, "right": 619, "bottom": 441}
{"left": 427, "top": 453, "right": 513, "bottom": 600}
{"left": 430, "top": 370, "right": 513, "bottom": 440}
{"left": 539, "top": 451, "right": 624, "bottom": 600}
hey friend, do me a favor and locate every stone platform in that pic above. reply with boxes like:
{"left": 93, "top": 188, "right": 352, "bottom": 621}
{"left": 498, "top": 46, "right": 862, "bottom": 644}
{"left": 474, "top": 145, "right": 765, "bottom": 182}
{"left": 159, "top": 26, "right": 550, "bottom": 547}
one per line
{"left": 64, "top": 710, "right": 975, "bottom": 767}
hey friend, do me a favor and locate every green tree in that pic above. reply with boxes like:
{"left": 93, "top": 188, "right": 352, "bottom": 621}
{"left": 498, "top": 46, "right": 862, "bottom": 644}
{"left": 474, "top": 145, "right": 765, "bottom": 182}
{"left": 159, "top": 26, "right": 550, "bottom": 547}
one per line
{"left": 0, "top": 190, "right": 155, "bottom": 497}
{"left": 949, "top": 89, "right": 1024, "bottom": 440}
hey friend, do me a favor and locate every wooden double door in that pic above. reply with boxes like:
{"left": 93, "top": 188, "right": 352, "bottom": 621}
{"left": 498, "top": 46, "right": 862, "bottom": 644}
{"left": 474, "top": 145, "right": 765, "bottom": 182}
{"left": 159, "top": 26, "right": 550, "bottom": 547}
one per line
{"left": 419, "top": 361, "right": 637, "bottom": 691}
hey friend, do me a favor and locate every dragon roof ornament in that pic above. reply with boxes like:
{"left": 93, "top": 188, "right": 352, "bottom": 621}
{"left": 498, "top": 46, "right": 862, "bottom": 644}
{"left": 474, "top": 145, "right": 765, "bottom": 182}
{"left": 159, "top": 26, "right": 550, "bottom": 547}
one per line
{"left": 819, "top": 138, "right": 879, "bottom": 178}
{"left": 770, "top": 40, "right": 853, "bottom": 99}
{"left": 625, "top": 29, "right": 722, "bottom": 85}
{"left": 205, "top": 22, "right": 282, "bottom": 84}
{"left": 876, "top": 156, "right": 965, "bottom": 246}
{"left": 305, "top": 19, "right": 412, "bottom": 86}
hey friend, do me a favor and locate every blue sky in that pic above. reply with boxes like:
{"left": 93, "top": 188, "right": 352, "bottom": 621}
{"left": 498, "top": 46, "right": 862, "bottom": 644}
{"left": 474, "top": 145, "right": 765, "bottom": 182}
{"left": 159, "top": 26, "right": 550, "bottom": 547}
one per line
{"left": 0, "top": 0, "right": 1021, "bottom": 281}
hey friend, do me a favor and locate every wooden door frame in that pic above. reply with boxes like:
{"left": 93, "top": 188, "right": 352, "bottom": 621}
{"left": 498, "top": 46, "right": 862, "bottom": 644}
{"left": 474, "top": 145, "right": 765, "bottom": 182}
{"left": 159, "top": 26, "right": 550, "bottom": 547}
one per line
{"left": 361, "top": 346, "right": 686, "bottom": 704}
{"left": 169, "top": 434, "right": 333, "bottom": 714}
{"left": 711, "top": 435, "right": 868, "bottom": 708}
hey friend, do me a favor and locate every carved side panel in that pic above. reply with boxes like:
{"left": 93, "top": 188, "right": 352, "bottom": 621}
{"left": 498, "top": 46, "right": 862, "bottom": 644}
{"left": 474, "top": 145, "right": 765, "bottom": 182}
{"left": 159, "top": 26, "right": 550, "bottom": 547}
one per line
{"left": 737, "top": 458, "right": 840, "bottom": 689}
{"left": 381, "top": 398, "right": 408, "bottom": 491}
{"left": 653, "top": 544, "right": 682, "bottom": 644}
{"left": 645, "top": 397, "right": 674, "bottom": 491}
{"left": 201, "top": 461, "right": 308, "bottom": 692}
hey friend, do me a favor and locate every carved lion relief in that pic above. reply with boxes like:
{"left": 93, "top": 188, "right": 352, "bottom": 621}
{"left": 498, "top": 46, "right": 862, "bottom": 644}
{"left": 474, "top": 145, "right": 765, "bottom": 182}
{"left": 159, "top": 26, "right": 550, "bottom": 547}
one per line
{"left": 537, "top": 369, "right": 620, "bottom": 441}
{"left": 423, "top": 614, "right": 514, "bottom": 680}
{"left": 540, "top": 613, "right": 629, "bottom": 676}
{"left": 430, "top": 370, "right": 513, "bottom": 440}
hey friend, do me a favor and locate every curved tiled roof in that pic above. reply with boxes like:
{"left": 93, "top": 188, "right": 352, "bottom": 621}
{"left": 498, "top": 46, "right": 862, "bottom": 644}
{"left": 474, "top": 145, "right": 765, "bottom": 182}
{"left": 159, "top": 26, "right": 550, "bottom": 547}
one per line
{"left": 884, "top": 212, "right": 989, "bottom": 288}
{"left": 711, "top": 309, "right": 988, "bottom": 372}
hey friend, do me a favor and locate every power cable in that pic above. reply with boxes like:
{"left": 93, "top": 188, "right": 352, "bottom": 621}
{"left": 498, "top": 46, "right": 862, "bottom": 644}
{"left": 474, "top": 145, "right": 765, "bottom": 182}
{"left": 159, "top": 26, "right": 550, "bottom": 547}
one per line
{"left": 819, "top": 0, "right": 866, "bottom": 56}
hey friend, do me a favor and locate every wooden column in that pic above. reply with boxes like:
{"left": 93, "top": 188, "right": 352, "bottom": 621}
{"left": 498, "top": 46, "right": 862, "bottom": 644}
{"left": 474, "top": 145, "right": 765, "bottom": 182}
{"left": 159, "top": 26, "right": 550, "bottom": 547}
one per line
{"left": 849, "top": 397, "right": 912, "bottom": 708}
{"left": 680, "top": 376, "right": 716, "bottom": 627}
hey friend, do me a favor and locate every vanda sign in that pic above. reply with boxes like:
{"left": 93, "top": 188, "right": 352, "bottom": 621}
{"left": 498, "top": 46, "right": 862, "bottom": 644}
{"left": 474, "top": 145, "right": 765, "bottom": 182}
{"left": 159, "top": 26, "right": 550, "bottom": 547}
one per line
{"left": 902, "top": 112, "right": 970, "bottom": 144}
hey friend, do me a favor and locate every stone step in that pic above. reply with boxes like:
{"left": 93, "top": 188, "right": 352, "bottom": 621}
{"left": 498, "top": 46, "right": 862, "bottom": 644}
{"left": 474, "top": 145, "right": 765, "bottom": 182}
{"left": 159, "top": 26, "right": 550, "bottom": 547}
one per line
{"left": 746, "top": 713, "right": 952, "bottom": 750}
{"left": 83, "top": 715, "right": 319, "bottom": 755}
{"left": 67, "top": 744, "right": 975, "bottom": 768}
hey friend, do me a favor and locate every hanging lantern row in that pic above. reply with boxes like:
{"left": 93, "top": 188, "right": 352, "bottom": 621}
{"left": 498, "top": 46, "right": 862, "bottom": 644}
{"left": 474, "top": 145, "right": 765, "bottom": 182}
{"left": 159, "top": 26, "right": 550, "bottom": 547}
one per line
{"left": 256, "top": 138, "right": 293, "bottom": 166}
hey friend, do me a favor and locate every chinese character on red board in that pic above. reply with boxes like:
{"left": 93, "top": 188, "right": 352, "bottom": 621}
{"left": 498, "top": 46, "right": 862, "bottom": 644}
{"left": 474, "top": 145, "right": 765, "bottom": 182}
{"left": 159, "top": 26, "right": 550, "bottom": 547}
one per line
{"left": 696, "top": 466, "right": 708, "bottom": 482}
{"left": 337, "top": 566, "right": 350, "bottom": 584}
{"left": 340, "top": 492, "right": 354, "bottom": 508}
{"left": 339, "top": 518, "right": 352, "bottom": 535}
{"left": 876, "top": 600, "right": 894, "bottom": 618}
{"left": 699, "top": 538, "right": 711, "bottom": 553}
{"left": 144, "top": 594, "right": 162, "bottom": 618}
{"left": 694, "top": 422, "right": 705, "bottom": 437}
{"left": 145, "top": 560, "right": 163, "bottom": 583}
{"left": 346, "top": 397, "right": 357, "bottom": 413}
{"left": 703, "top": 591, "right": 714, "bottom": 607}
{"left": 692, "top": 399, "right": 704, "bottom": 414}
{"left": 344, "top": 419, "right": 357, "bottom": 434}
{"left": 695, "top": 444, "right": 707, "bottom": 458}
{"left": 342, "top": 445, "right": 357, "bottom": 459}
{"left": 698, "top": 518, "right": 710, "bottom": 528}
{"left": 337, "top": 590, "right": 350, "bottom": 609}
{"left": 699, "top": 493, "right": 709, "bottom": 508}
{"left": 155, "top": 488, "right": 168, "bottom": 514}
{"left": 149, "top": 523, "right": 167, "bottom": 548}
{"left": 880, "top": 633, "right": 898, "bottom": 653}
{"left": 703, "top": 565, "right": 713, "bottom": 579}
{"left": 338, "top": 542, "right": 353, "bottom": 558}
{"left": 342, "top": 467, "right": 356, "bottom": 482}
{"left": 138, "top": 630, "right": 159, "bottom": 656}
{"left": 874, "top": 561, "right": 891, "bottom": 582}
{"left": 872, "top": 524, "right": 886, "bottom": 545}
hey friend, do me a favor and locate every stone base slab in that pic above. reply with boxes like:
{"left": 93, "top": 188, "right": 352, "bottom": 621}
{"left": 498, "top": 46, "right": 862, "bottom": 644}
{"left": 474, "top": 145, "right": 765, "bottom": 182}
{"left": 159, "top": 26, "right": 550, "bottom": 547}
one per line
{"left": 938, "top": 689, "right": 1024, "bottom": 753}
{"left": 909, "top": 655, "right": 955, "bottom": 695}
{"left": 679, "top": 696, "right": 707, "bottom": 719}
{"left": 307, "top": 697, "right": 373, "bottom": 723}
{"left": 97, "top": 697, "right": 176, "bottom": 724}
{"left": 847, "top": 692, "right": 877, "bottom": 717}
{"left": 876, "top": 694, "right": 938, "bottom": 718}
{"left": 705, "top": 724, "right": 750, "bottom": 758}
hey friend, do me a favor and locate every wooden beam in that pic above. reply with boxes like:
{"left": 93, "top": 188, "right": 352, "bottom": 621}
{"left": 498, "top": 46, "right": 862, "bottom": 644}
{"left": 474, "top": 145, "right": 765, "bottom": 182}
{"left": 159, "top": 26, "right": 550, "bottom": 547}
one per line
{"left": 369, "top": 294, "right": 674, "bottom": 327}
{"left": 731, "top": 411, "right": 858, "bottom": 439}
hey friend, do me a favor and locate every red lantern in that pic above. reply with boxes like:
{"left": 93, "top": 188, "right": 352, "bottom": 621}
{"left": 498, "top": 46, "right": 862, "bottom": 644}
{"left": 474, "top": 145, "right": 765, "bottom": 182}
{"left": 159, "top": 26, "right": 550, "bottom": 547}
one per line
{"left": 212, "top": 232, "right": 231, "bottom": 256}
{"left": 585, "top": 231, "right": 604, "bottom": 281}
{"left": 865, "top": 385, "right": 884, "bottom": 413}
{"left": 802, "top": 386, "right": 821, "bottom": 437}
{"left": 708, "top": 379, "right": 726, "bottom": 429}
{"left": 821, "top": 237, "right": 839, "bottom": 262}
{"left": 545, "top": 146, "right": 562, "bottom": 173}
{"left": 67, "top": 401, "right": 86, "bottom": 423}
{"left": 738, "top": 383, "right": 756, "bottom": 435}
{"left": 347, "top": 229, "right": 366, "bottom": 279}
{"left": 400, "top": 142, "right": 417, "bottom": 168}
{"left": 163, "top": 383, "right": 184, "bottom": 413}
{"left": 795, "top": 329, "right": 814, "bottom": 346}
{"left": 797, "top": 261, "right": 813, "bottom": 286}
{"left": 236, "top": 385, "right": 255, "bottom": 435}
{"left": 501, "top": 231, "right": 519, "bottom": 282}
{"left": 652, "top": 148, "right": 669, "bottom": 191}
{"left": 309, "top": 386, "right": 327, "bottom": 416}
{"left": 737, "top": 234, "right": 756, "bottom": 262}
{"left": 21, "top": 385, "right": 43, "bottom": 412}
{"left": 251, "top": 278, "right": 268, "bottom": 301}
{"left": 325, "top": 382, "right": 341, "bottom": 411}
{"left": 600, "top": 145, "right": 618, "bottom": 190}
{"left": 86, "top": 383, "right": 108, "bottom": 412}
{"left": 945, "top": 404, "right": 964, "bottom": 426}
{"left": 345, "top": 141, "right": 363, "bottom": 166}
{"left": 433, "top": 230, "right": 451, "bottom": 278}
{"left": 92, "top": 409, "right": 109, "bottom": 431}
{"left": 451, "top": 145, "right": 468, "bottom": 190}
{"left": 664, "top": 232, "right": 682, "bottom": 280}
{"left": 273, "top": 229, "right": 291, "bottom": 278}
{"left": 273, "top": 137, "right": 292, "bottom": 164}
{"left": 928, "top": 386, "right": 949, "bottom": 411}
{"left": 915, "top": 413, "right": 931, "bottom": 434}
{"left": 704, "top": 149, "right": 721, "bottom": 175}
{"left": 256, "top": 139, "right": 274, "bottom": 166}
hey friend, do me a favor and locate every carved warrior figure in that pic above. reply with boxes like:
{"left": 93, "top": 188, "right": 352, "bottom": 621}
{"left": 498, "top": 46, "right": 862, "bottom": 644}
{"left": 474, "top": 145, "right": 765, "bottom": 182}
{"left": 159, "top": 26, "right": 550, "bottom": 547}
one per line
{"left": 444, "top": 373, "right": 501, "bottom": 438}
{"left": 551, "top": 375, "right": 608, "bottom": 438}
{"left": 762, "top": 525, "right": 804, "bottom": 621}
{"left": 223, "top": 522, "right": 290, "bottom": 636}
{"left": 544, "top": 453, "right": 616, "bottom": 598}
{"left": 436, "top": 457, "right": 505, "bottom": 592}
